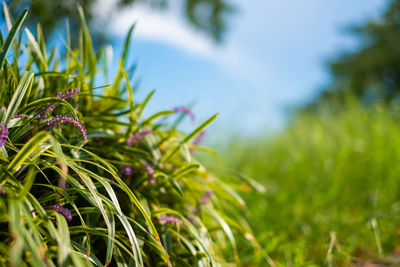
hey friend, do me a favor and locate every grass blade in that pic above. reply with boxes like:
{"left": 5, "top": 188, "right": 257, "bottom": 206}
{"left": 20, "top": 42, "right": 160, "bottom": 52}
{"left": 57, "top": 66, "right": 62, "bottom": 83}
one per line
{"left": 0, "top": 8, "right": 28, "bottom": 70}
{"left": 7, "top": 131, "right": 49, "bottom": 173}
{"left": 3, "top": 71, "right": 34, "bottom": 125}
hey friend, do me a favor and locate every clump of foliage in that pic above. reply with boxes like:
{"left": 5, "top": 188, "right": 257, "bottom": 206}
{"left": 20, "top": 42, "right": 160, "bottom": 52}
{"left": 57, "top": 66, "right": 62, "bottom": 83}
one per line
{"left": 0, "top": 5, "right": 259, "bottom": 266}
{"left": 219, "top": 99, "right": 400, "bottom": 266}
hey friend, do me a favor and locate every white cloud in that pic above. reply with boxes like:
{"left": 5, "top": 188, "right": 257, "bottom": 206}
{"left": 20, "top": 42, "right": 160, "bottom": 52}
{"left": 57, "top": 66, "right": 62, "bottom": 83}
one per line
{"left": 93, "top": 0, "right": 272, "bottom": 90}
{"left": 93, "top": 0, "right": 288, "bottom": 100}
{"left": 94, "top": 0, "right": 216, "bottom": 58}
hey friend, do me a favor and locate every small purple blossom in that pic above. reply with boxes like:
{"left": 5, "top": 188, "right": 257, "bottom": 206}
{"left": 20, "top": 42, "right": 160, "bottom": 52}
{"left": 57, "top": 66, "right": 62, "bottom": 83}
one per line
{"left": 57, "top": 88, "right": 80, "bottom": 101}
{"left": 38, "top": 103, "right": 56, "bottom": 121}
{"left": 173, "top": 106, "right": 195, "bottom": 122}
{"left": 47, "top": 115, "right": 87, "bottom": 141}
{"left": 0, "top": 185, "right": 6, "bottom": 195}
{"left": 193, "top": 131, "right": 206, "bottom": 146}
{"left": 0, "top": 124, "right": 8, "bottom": 147}
{"left": 190, "top": 131, "right": 206, "bottom": 154}
{"left": 13, "top": 114, "right": 29, "bottom": 118}
{"left": 143, "top": 163, "right": 155, "bottom": 184}
{"left": 120, "top": 165, "right": 132, "bottom": 176}
{"left": 59, "top": 180, "right": 70, "bottom": 189}
{"left": 199, "top": 190, "right": 213, "bottom": 205}
{"left": 127, "top": 129, "right": 153, "bottom": 146}
{"left": 48, "top": 204, "right": 72, "bottom": 222}
{"left": 187, "top": 216, "right": 195, "bottom": 225}
{"left": 193, "top": 206, "right": 199, "bottom": 216}
{"left": 37, "top": 109, "right": 48, "bottom": 121}
{"left": 38, "top": 89, "right": 81, "bottom": 121}
{"left": 159, "top": 215, "right": 182, "bottom": 225}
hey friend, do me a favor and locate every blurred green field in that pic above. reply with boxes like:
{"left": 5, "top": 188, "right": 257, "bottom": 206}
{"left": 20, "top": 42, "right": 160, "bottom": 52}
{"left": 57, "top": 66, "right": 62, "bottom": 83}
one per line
{"left": 215, "top": 101, "right": 400, "bottom": 266}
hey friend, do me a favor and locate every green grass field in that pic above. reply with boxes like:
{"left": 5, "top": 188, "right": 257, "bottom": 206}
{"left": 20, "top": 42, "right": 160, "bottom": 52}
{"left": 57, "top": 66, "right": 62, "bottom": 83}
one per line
{"left": 216, "top": 101, "right": 400, "bottom": 266}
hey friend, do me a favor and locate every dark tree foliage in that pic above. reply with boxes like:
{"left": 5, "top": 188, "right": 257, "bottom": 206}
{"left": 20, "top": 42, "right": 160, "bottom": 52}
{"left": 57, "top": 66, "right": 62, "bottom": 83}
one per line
{"left": 310, "top": 0, "right": 400, "bottom": 108}
{"left": 5, "top": 0, "right": 233, "bottom": 43}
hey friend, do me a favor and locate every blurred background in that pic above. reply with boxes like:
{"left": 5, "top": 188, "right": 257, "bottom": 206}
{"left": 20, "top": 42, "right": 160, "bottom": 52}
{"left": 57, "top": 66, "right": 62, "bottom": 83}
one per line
{"left": 8, "top": 0, "right": 400, "bottom": 265}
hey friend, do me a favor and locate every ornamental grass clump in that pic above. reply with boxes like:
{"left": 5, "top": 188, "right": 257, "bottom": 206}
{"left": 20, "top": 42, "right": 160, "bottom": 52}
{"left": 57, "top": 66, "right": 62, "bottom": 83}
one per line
{"left": 0, "top": 4, "right": 265, "bottom": 266}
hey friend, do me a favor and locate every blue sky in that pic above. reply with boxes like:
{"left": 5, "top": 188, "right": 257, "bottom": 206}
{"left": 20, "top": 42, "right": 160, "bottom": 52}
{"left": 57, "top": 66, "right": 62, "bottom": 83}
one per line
{"left": 98, "top": 0, "right": 386, "bottom": 135}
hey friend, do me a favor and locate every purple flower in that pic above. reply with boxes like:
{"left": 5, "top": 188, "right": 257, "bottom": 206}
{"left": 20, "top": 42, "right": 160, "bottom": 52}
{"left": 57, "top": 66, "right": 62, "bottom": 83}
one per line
{"left": 120, "top": 165, "right": 132, "bottom": 176}
{"left": 193, "top": 131, "right": 206, "bottom": 146}
{"left": 199, "top": 190, "right": 213, "bottom": 205}
{"left": 57, "top": 88, "right": 80, "bottom": 101}
{"left": 38, "top": 103, "right": 57, "bottom": 121}
{"left": 173, "top": 106, "right": 195, "bottom": 122}
{"left": 0, "top": 185, "right": 6, "bottom": 195}
{"left": 0, "top": 124, "right": 8, "bottom": 147}
{"left": 13, "top": 114, "right": 29, "bottom": 118}
{"left": 159, "top": 215, "right": 182, "bottom": 225}
{"left": 187, "top": 216, "right": 195, "bottom": 225}
{"left": 38, "top": 103, "right": 56, "bottom": 121}
{"left": 47, "top": 115, "right": 87, "bottom": 141}
{"left": 37, "top": 109, "right": 48, "bottom": 121}
{"left": 38, "top": 88, "right": 81, "bottom": 121}
{"left": 143, "top": 163, "right": 155, "bottom": 184}
{"left": 59, "top": 180, "right": 70, "bottom": 189}
{"left": 48, "top": 204, "right": 72, "bottom": 222}
{"left": 127, "top": 129, "right": 153, "bottom": 146}
{"left": 193, "top": 206, "right": 199, "bottom": 216}
{"left": 190, "top": 131, "right": 206, "bottom": 154}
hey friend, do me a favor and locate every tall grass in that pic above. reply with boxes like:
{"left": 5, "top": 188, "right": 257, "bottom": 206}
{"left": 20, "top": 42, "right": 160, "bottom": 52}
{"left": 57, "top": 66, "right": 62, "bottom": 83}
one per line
{"left": 219, "top": 100, "right": 400, "bottom": 266}
{"left": 0, "top": 4, "right": 260, "bottom": 266}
